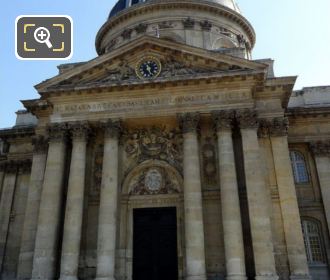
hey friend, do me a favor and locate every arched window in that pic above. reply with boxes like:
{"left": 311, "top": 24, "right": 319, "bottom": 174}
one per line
{"left": 290, "top": 151, "right": 309, "bottom": 184}
{"left": 302, "top": 219, "right": 326, "bottom": 264}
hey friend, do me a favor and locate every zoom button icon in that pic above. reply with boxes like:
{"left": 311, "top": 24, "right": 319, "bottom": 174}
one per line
{"left": 16, "top": 15, "right": 73, "bottom": 60}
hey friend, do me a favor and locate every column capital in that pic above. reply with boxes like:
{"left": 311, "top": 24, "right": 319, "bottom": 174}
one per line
{"left": 68, "top": 122, "right": 90, "bottom": 141}
{"left": 101, "top": 119, "right": 122, "bottom": 139}
{"left": 48, "top": 123, "right": 68, "bottom": 143}
{"left": 258, "top": 117, "right": 289, "bottom": 138}
{"left": 236, "top": 109, "right": 258, "bottom": 129}
{"left": 5, "top": 160, "right": 18, "bottom": 174}
{"left": 178, "top": 112, "right": 200, "bottom": 134}
{"left": 310, "top": 141, "right": 330, "bottom": 157}
{"left": 212, "top": 110, "right": 235, "bottom": 132}
{"left": 18, "top": 159, "right": 32, "bottom": 174}
{"left": 0, "top": 161, "right": 6, "bottom": 172}
{"left": 269, "top": 117, "right": 289, "bottom": 137}
{"left": 32, "top": 135, "right": 49, "bottom": 154}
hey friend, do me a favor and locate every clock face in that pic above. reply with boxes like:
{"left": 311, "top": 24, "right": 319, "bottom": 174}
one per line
{"left": 136, "top": 57, "right": 161, "bottom": 79}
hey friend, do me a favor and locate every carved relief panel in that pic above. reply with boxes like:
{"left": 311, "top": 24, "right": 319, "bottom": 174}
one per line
{"left": 122, "top": 126, "right": 183, "bottom": 174}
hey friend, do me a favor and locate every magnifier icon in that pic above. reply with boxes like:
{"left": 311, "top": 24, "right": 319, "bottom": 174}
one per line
{"left": 34, "top": 27, "right": 53, "bottom": 49}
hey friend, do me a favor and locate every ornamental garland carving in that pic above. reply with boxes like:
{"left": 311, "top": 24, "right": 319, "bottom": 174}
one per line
{"left": 129, "top": 167, "right": 180, "bottom": 195}
{"left": 201, "top": 137, "right": 218, "bottom": 187}
{"left": 123, "top": 126, "right": 182, "bottom": 172}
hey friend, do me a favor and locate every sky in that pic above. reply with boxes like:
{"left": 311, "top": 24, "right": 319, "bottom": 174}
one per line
{"left": 0, "top": 0, "right": 330, "bottom": 128}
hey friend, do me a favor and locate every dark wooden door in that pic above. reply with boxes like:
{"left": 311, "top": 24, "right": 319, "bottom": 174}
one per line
{"left": 133, "top": 207, "right": 178, "bottom": 280}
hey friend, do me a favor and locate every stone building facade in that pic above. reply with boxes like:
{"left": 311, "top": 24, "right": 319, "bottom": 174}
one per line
{"left": 0, "top": 0, "right": 330, "bottom": 279}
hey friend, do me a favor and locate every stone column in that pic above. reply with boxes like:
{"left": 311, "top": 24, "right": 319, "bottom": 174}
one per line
{"left": 96, "top": 120, "right": 121, "bottom": 280}
{"left": 0, "top": 162, "right": 5, "bottom": 199}
{"left": 0, "top": 161, "right": 17, "bottom": 270}
{"left": 17, "top": 136, "right": 48, "bottom": 280}
{"left": 212, "top": 111, "right": 246, "bottom": 280}
{"left": 178, "top": 112, "right": 207, "bottom": 280}
{"left": 236, "top": 109, "right": 278, "bottom": 280}
{"left": 310, "top": 141, "right": 330, "bottom": 235}
{"left": 32, "top": 124, "right": 67, "bottom": 280}
{"left": 269, "top": 118, "right": 310, "bottom": 280}
{"left": 59, "top": 123, "right": 89, "bottom": 280}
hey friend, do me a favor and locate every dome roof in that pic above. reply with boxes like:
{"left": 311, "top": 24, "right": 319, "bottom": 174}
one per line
{"left": 109, "top": 0, "right": 241, "bottom": 19}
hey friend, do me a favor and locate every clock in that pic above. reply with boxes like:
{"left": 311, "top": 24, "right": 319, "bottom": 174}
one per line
{"left": 136, "top": 56, "right": 161, "bottom": 80}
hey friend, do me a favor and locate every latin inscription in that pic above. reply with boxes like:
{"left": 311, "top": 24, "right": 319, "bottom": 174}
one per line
{"left": 54, "top": 91, "right": 251, "bottom": 114}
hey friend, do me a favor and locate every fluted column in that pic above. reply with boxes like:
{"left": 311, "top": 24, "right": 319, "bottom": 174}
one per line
{"left": 236, "top": 109, "right": 278, "bottom": 280}
{"left": 310, "top": 141, "right": 330, "bottom": 235}
{"left": 17, "top": 136, "right": 48, "bottom": 280}
{"left": 178, "top": 112, "right": 207, "bottom": 280}
{"left": 96, "top": 119, "right": 121, "bottom": 280}
{"left": 212, "top": 111, "right": 246, "bottom": 280}
{"left": 269, "top": 118, "right": 310, "bottom": 280}
{"left": 32, "top": 124, "right": 67, "bottom": 280}
{"left": 60, "top": 123, "right": 89, "bottom": 280}
{"left": 0, "top": 161, "right": 18, "bottom": 270}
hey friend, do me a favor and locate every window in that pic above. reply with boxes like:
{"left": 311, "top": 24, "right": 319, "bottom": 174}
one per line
{"left": 290, "top": 151, "right": 309, "bottom": 184}
{"left": 302, "top": 219, "right": 326, "bottom": 264}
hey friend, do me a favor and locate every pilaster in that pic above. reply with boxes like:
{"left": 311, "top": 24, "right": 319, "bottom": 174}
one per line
{"left": 310, "top": 141, "right": 330, "bottom": 235}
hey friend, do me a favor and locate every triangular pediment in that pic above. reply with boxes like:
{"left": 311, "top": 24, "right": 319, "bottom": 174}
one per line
{"left": 36, "top": 36, "right": 268, "bottom": 93}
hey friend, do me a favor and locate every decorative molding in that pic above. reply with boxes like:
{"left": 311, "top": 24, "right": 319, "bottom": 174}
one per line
{"left": 212, "top": 110, "right": 235, "bottom": 132}
{"left": 200, "top": 20, "right": 212, "bottom": 31}
{"left": 123, "top": 126, "right": 182, "bottom": 172}
{"left": 178, "top": 112, "right": 200, "bottom": 134}
{"left": 48, "top": 123, "right": 68, "bottom": 142}
{"left": 236, "top": 109, "right": 258, "bottom": 129}
{"left": 32, "top": 135, "right": 49, "bottom": 154}
{"left": 121, "top": 29, "right": 132, "bottom": 40}
{"left": 134, "top": 23, "right": 148, "bottom": 34}
{"left": 129, "top": 167, "right": 180, "bottom": 195}
{"left": 182, "top": 17, "right": 195, "bottom": 29}
{"left": 310, "top": 141, "right": 330, "bottom": 157}
{"left": 103, "top": 59, "right": 135, "bottom": 82}
{"left": 201, "top": 137, "right": 218, "bottom": 187}
{"left": 101, "top": 119, "right": 122, "bottom": 139}
{"left": 69, "top": 122, "right": 90, "bottom": 141}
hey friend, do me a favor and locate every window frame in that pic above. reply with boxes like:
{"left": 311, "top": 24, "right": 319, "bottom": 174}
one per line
{"left": 290, "top": 150, "right": 310, "bottom": 185}
{"left": 302, "top": 218, "right": 327, "bottom": 266}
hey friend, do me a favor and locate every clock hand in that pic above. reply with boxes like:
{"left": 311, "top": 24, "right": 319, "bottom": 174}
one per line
{"left": 146, "top": 64, "right": 152, "bottom": 74}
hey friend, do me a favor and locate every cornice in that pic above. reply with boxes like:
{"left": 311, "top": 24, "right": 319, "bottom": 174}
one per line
{"left": 0, "top": 126, "right": 35, "bottom": 140}
{"left": 40, "top": 70, "right": 264, "bottom": 98}
{"left": 286, "top": 107, "right": 330, "bottom": 118}
{"left": 96, "top": 0, "right": 256, "bottom": 55}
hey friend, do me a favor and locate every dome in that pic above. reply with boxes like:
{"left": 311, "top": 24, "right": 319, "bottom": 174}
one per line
{"left": 109, "top": 0, "right": 241, "bottom": 19}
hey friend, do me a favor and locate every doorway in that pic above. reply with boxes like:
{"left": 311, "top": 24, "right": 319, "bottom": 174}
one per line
{"left": 133, "top": 207, "right": 178, "bottom": 280}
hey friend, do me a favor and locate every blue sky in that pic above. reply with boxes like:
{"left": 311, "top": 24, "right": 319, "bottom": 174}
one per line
{"left": 1, "top": 0, "right": 330, "bottom": 128}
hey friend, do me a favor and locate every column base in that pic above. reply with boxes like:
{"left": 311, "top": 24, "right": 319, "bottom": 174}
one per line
{"left": 255, "top": 275, "right": 279, "bottom": 280}
{"left": 186, "top": 275, "right": 207, "bottom": 280}
{"left": 226, "top": 275, "right": 247, "bottom": 280}
{"left": 59, "top": 276, "right": 78, "bottom": 280}
{"left": 290, "top": 275, "right": 311, "bottom": 280}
